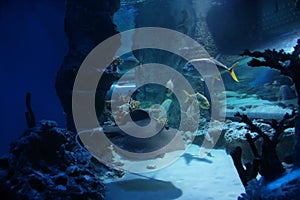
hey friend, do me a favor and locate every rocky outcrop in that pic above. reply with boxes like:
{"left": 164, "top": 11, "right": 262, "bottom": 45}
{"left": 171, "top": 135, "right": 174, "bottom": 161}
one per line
{"left": 0, "top": 120, "right": 123, "bottom": 199}
{"left": 56, "top": 0, "right": 121, "bottom": 131}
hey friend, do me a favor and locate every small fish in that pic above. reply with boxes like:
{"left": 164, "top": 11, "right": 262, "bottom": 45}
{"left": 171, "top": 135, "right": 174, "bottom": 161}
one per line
{"left": 183, "top": 90, "right": 210, "bottom": 109}
{"left": 165, "top": 79, "right": 174, "bottom": 96}
{"left": 185, "top": 58, "right": 239, "bottom": 82}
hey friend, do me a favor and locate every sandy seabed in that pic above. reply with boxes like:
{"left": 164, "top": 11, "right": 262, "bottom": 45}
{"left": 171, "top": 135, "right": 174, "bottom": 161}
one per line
{"left": 104, "top": 144, "right": 244, "bottom": 200}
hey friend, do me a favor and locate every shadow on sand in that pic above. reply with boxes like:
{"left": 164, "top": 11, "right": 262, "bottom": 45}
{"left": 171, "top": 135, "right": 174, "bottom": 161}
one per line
{"left": 106, "top": 178, "right": 182, "bottom": 199}
{"left": 182, "top": 153, "right": 213, "bottom": 165}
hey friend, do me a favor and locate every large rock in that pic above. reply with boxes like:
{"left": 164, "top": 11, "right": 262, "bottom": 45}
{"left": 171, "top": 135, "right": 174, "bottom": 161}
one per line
{"left": 56, "top": 0, "right": 121, "bottom": 131}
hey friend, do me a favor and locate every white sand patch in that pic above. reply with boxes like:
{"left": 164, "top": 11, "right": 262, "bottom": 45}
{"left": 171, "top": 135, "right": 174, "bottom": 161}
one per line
{"left": 226, "top": 95, "right": 294, "bottom": 120}
{"left": 104, "top": 144, "right": 244, "bottom": 200}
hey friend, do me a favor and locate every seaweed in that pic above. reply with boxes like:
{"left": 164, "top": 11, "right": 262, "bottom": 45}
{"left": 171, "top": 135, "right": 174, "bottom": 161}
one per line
{"left": 240, "top": 39, "right": 300, "bottom": 168}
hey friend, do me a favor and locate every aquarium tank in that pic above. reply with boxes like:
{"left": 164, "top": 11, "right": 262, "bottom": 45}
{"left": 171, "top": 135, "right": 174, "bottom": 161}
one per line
{"left": 1, "top": 0, "right": 300, "bottom": 199}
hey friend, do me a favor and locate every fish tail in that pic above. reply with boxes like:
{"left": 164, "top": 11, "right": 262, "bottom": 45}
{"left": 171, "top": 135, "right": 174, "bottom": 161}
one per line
{"left": 183, "top": 90, "right": 190, "bottom": 103}
{"left": 228, "top": 62, "right": 239, "bottom": 82}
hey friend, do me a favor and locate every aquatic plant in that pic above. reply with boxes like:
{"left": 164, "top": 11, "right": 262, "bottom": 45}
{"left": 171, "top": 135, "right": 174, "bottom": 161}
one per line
{"left": 241, "top": 39, "right": 300, "bottom": 168}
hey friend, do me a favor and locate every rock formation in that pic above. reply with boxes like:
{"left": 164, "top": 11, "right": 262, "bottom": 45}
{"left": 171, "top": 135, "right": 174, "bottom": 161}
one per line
{"left": 0, "top": 120, "right": 123, "bottom": 199}
{"left": 56, "top": 0, "right": 121, "bottom": 131}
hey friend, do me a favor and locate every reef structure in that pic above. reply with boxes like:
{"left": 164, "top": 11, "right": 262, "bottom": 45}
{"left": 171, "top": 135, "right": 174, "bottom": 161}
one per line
{"left": 241, "top": 39, "right": 300, "bottom": 168}
{"left": 231, "top": 39, "right": 300, "bottom": 199}
{"left": 0, "top": 120, "right": 123, "bottom": 199}
{"left": 55, "top": 0, "right": 121, "bottom": 131}
{"left": 231, "top": 112, "right": 296, "bottom": 185}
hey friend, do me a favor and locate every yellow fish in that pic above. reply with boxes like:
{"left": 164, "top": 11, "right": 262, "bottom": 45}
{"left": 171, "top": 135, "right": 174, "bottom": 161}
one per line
{"left": 183, "top": 90, "right": 210, "bottom": 109}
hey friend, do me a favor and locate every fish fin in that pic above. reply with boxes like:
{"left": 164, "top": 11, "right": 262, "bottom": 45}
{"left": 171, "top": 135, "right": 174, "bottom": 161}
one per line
{"left": 228, "top": 62, "right": 239, "bottom": 82}
{"left": 183, "top": 90, "right": 190, "bottom": 103}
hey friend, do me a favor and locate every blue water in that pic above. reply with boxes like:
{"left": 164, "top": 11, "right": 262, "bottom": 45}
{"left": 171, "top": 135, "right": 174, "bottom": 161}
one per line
{"left": 0, "top": 0, "right": 67, "bottom": 155}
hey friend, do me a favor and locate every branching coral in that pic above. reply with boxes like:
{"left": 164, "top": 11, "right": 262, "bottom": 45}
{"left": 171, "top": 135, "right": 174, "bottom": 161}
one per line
{"left": 231, "top": 111, "right": 296, "bottom": 186}
{"left": 240, "top": 39, "right": 300, "bottom": 168}
{"left": 240, "top": 39, "right": 300, "bottom": 104}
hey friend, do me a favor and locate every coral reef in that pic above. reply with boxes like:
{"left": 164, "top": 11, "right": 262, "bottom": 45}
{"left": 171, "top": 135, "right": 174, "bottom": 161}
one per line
{"left": 231, "top": 112, "right": 296, "bottom": 184}
{"left": 224, "top": 120, "right": 294, "bottom": 164}
{"left": 226, "top": 39, "right": 300, "bottom": 199}
{"left": 0, "top": 120, "right": 123, "bottom": 199}
{"left": 241, "top": 39, "right": 300, "bottom": 167}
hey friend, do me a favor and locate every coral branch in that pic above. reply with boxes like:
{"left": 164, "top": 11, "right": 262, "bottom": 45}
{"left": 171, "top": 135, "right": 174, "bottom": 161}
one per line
{"left": 230, "top": 146, "right": 249, "bottom": 187}
{"left": 245, "top": 133, "right": 259, "bottom": 158}
{"left": 240, "top": 39, "right": 300, "bottom": 168}
{"left": 240, "top": 39, "right": 300, "bottom": 79}
{"left": 232, "top": 112, "right": 288, "bottom": 182}
{"left": 234, "top": 112, "right": 269, "bottom": 141}
{"left": 230, "top": 145, "right": 259, "bottom": 187}
{"left": 273, "top": 111, "right": 296, "bottom": 140}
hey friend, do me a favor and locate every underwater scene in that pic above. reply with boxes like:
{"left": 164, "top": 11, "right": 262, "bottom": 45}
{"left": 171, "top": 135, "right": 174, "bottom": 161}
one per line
{"left": 1, "top": 0, "right": 300, "bottom": 199}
